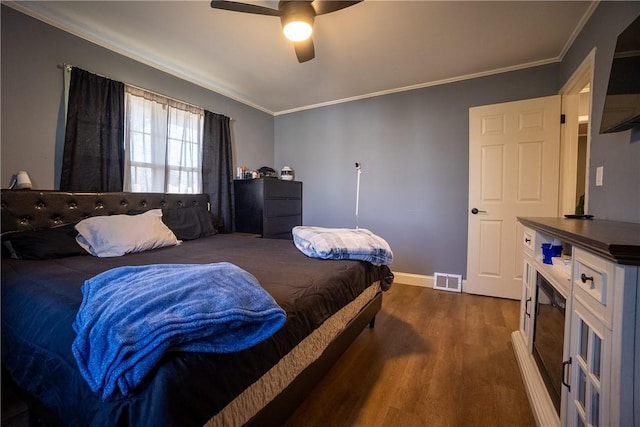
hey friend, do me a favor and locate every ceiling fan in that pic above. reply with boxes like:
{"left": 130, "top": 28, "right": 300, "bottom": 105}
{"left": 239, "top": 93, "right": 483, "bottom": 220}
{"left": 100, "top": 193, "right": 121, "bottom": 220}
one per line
{"left": 210, "top": 1, "right": 362, "bottom": 63}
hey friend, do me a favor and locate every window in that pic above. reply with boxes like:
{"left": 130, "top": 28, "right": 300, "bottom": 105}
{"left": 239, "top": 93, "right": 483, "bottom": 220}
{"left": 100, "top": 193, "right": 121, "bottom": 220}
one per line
{"left": 124, "top": 86, "right": 204, "bottom": 193}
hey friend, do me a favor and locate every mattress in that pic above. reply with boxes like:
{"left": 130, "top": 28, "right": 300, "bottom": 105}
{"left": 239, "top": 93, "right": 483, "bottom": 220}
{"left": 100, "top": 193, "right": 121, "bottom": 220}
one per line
{"left": 1, "top": 233, "right": 393, "bottom": 426}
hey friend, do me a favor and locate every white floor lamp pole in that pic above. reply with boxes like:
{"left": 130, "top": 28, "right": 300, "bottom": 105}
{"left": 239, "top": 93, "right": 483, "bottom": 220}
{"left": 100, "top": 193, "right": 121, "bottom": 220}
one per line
{"left": 355, "top": 162, "right": 361, "bottom": 229}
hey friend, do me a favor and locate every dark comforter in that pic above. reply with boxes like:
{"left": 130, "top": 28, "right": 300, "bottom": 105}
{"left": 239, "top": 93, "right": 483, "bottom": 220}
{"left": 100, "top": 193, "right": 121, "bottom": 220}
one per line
{"left": 1, "top": 233, "right": 393, "bottom": 427}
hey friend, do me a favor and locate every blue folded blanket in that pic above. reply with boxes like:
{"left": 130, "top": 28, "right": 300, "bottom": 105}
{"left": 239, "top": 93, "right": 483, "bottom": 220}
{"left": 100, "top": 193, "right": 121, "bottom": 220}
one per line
{"left": 292, "top": 226, "right": 393, "bottom": 266}
{"left": 72, "top": 262, "right": 286, "bottom": 399}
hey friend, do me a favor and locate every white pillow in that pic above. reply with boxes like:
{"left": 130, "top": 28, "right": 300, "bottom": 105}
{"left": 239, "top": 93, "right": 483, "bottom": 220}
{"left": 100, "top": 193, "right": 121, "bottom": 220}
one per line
{"left": 75, "top": 209, "right": 180, "bottom": 257}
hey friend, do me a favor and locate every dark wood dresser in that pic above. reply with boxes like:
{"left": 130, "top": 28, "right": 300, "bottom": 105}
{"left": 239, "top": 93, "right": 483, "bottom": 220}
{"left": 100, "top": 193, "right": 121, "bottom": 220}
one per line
{"left": 233, "top": 178, "right": 302, "bottom": 239}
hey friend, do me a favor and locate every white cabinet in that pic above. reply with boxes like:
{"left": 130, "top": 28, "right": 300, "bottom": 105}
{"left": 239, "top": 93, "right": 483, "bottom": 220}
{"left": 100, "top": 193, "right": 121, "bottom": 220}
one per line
{"left": 513, "top": 218, "right": 640, "bottom": 427}
{"left": 514, "top": 226, "right": 566, "bottom": 427}
{"left": 566, "top": 248, "right": 638, "bottom": 427}
{"left": 566, "top": 296, "right": 609, "bottom": 427}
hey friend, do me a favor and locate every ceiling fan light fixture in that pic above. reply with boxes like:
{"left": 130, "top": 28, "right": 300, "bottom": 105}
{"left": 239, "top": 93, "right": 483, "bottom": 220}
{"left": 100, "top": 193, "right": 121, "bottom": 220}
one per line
{"left": 211, "top": 0, "right": 363, "bottom": 62}
{"left": 280, "top": 1, "right": 315, "bottom": 42}
{"left": 283, "top": 20, "right": 313, "bottom": 41}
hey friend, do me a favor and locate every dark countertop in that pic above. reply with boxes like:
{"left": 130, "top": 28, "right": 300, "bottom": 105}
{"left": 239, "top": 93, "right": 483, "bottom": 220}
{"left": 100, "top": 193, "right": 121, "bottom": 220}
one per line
{"left": 518, "top": 217, "right": 640, "bottom": 266}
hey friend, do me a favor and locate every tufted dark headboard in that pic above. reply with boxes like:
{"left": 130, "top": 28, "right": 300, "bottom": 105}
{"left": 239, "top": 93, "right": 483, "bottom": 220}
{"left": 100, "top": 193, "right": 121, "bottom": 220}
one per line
{"left": 1, "top": 190, "right": 210, "bottom": 233}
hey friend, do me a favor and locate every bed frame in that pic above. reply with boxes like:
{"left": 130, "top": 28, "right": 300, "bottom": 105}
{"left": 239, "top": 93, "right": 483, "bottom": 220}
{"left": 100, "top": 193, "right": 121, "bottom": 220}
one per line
{"left": 1, "top": 190, "right": 381, "bottom": 427}
{"left": 0, "top": 190, "right": 210, "bottom": 232}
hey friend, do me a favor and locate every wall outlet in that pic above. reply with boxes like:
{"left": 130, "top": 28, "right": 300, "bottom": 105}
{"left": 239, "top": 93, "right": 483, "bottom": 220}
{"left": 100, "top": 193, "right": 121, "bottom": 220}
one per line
{"left": 595, "top": 166, "right": 604, "bottom": 187}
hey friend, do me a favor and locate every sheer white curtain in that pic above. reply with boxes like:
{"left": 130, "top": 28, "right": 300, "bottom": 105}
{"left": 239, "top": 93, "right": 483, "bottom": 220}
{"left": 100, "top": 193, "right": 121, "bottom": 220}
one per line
{"left": 124, "top": 86, "right": 204, "bottom": 193}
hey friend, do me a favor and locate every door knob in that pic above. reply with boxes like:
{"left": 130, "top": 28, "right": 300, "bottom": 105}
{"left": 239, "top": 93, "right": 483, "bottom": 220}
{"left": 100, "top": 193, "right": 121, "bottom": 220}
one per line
{"left": 471, "top": 208, "right": 486, "bottom": 215}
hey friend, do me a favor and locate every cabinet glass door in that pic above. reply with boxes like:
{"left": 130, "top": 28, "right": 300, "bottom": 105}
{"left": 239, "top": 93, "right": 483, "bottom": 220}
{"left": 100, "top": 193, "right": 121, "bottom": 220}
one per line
{"left": 568, "top": 298, "right": 605, "bottom": 427}
{"left": 520, "top": 259, "right": 535, "bottom": 347}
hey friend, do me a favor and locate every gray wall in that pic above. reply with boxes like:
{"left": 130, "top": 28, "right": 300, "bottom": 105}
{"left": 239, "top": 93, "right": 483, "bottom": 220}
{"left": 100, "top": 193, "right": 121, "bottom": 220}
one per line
{"left": 559, "top": 1, "right": 640, "bottom": 223}
{"left": 275, "top": 2, "right": 640, "bottom": 277}
{"left": 275, "top": 66, "right": 559, "bottom": 276}
{"left": 0, "top": 6, "right": 274, "bottom": 190}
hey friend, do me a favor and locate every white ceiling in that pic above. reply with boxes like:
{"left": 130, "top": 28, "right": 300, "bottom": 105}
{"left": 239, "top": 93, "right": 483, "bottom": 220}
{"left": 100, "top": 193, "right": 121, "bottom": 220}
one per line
{"left": 7, "top": 1, "right": 597, "bottom": 115}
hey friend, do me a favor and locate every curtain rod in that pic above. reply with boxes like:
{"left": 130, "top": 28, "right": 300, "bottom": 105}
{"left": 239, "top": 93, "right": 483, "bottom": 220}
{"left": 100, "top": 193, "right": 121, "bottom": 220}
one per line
{"left": 60, "top": 63, "right": 232, "bottom": 120}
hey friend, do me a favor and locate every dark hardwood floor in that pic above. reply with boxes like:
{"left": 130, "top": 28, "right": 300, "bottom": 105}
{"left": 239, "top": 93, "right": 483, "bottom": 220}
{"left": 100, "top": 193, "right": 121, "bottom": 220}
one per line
{"left": 1, "top": 284, "right": 535, "bottom": 427}
{"left": 283, "top": 283, "right": 536, "bottom": 427}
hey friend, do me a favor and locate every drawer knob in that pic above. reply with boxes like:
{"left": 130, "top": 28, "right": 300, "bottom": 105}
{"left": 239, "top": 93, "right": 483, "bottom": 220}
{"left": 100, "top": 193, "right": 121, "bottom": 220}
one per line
{"left": 525, "top": 238, "right": 531, "bottom": 243}
{"left": 581, "top": 273, "right": 594, "bottom": 285}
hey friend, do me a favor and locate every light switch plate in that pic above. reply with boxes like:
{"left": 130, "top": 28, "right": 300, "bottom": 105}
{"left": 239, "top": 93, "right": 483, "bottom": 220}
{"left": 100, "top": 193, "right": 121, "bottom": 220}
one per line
{"left": 596, "top": 166, "right": 603, "bottom": 186}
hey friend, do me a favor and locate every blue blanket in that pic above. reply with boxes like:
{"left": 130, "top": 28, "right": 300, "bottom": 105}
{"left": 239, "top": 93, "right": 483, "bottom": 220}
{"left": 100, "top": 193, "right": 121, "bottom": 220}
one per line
{"left": 71, "top": 262, "right": 286, "bottom": 400}
{"left": 292, "top": 226, "right": 393, "bottom": 266}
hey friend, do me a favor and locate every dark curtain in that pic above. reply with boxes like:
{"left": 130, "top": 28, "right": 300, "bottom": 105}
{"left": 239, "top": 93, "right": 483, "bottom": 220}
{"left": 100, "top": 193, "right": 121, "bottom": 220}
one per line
{"left": 60, "top": 68, "right": 125, "bottom": 191}
{"left": 202, "top": 111, "right": 234, "bottom": 233}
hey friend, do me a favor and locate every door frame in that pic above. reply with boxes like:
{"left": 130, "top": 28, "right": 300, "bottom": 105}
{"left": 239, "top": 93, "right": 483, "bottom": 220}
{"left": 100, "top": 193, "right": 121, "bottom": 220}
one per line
{"left": 558, "top": 48, "right": 595, "bottom": 216}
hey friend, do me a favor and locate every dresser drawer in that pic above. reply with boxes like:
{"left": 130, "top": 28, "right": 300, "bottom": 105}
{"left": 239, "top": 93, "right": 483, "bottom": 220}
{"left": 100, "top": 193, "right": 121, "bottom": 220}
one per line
{"left": 264, "top": 179, "right": 302, "bottom": 199}
{"left": 264, "top": 215, "right": 301, "bottom": 239}
{"left": 264, "top": 199, "right": 302, "bottom": 217}
{"left": 572, "top": 248, "right": 614, "bottom": 328}
{"left": 523, "top": 227, "right": 535, "bottom": 253}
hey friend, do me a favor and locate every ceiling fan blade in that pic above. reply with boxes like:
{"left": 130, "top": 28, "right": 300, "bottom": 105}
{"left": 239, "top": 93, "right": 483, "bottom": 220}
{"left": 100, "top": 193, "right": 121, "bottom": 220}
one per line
{"left": 294, "top": 38, "right": 315, "bottom": 63}
{"left": 210, "top": 1, "right": 282, "bottom": 16}
{"left": 311, "top": 1, "right": 362, "bottom": 16}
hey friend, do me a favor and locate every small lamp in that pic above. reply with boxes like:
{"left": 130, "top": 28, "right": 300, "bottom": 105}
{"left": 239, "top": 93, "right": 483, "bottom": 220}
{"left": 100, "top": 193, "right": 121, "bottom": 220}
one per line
{"left": 11, "top": 171, "right": 32, "bottom": 190}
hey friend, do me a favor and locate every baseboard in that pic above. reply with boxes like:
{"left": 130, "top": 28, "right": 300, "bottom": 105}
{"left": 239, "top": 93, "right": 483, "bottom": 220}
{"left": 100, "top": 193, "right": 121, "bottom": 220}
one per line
{"left": 392, "top": 271, "right": 434, "bottom": 288}
{"left": 393, "top": 271, "right": 470, "bottom": 291}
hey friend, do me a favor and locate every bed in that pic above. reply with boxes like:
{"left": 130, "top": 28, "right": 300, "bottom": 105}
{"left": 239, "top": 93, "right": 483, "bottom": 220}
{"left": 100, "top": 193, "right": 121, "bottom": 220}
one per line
{"left": 1, "top": 190, "right": 393, "bottom": 427}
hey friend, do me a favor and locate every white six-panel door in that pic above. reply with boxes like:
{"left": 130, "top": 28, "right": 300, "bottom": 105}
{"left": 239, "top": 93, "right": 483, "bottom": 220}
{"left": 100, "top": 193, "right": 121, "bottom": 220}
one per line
{"left": 466, "top": 95, "right": 561, "bottom": 299}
